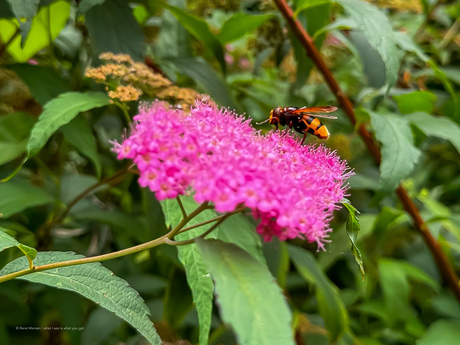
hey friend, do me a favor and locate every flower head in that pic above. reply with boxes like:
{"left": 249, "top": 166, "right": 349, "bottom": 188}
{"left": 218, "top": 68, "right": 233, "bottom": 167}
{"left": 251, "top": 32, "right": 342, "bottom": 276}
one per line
{"left": 113, "top": 101, "right": 352, "bottom": 248}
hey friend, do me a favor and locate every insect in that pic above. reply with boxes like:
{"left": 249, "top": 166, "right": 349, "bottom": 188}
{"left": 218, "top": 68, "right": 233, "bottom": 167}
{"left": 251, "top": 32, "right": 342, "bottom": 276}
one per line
{"left": 258, "top": 106, "right": 338, "bottom": 144}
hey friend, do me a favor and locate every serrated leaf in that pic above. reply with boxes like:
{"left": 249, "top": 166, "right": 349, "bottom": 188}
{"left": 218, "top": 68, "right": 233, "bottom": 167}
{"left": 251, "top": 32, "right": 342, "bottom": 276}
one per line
{"left": 162, "top": 4, "right": 225, "bottom": 73}
{"left": 3, "top": 92, "right": 109, "bottom": 182}
{"left": 0, "top": 227, "right": 37, "bottom": 264}
{"left": 161, "top": 196, "right": 217, "bottom": 345}
{"left": 85, "top": 0, "right": 145, "bottom": 61}
{"left": 0, "top": 180, "right": 54, "bottom": 218}
{"left": 342, "top": 202, "right": 364, "bottom": 278}
{"left": 288, "top": 245, "right": 348, "bottom": 342}
{"left": 405, "top": 112, "right": 460, "bottom": 154}
{"left": 217, "top": 13, "right": 273, "bottom": 44}
{"left": 0, "top": 252, "right": 162, "bottom": 345}
{"left": 369, "top": 111, "right": 421, "bottom": 192}
{"left": 28, "top": 92, "right": 110, "bottom": 158}
{"left": 61, "top": 116, "right": 101, "bottom": 177}
{"left": 0, "top": 1, "right": 70, "bottom": 62}
{"left": 197, "top": 239, "right": 295, "bottom": 345}
{"left": 335, "top": 0, "right": 399, "bottom": 90}
{"left": 8, "top": 64, "right": 70, "bottom": 105}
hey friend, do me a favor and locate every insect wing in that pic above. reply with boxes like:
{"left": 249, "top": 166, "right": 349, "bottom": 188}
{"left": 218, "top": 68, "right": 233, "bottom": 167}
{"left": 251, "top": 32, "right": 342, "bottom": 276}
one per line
{"left": 306, "top": 114, "right": 338, "bottom": 119}
{"left": 292, "top": 106, "right": 338, "bottom": 114}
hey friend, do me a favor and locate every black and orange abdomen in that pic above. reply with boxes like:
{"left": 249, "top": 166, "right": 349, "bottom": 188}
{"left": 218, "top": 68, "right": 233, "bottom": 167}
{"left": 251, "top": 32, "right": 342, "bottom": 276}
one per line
{"left": 298, "top": 116, "right": 330, "bottom": 140}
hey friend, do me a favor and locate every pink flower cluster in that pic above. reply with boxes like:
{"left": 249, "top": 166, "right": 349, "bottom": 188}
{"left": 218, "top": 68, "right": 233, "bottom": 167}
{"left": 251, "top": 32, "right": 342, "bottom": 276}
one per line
{"left": 113, "top": 101, "right": 352, "bottom": 247}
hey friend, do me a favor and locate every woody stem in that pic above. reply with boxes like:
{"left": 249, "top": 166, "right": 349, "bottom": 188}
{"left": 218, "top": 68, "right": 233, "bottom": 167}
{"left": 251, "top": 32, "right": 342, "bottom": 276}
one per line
{"left": 273, "top": 0, "right": 460, "bottom": 303}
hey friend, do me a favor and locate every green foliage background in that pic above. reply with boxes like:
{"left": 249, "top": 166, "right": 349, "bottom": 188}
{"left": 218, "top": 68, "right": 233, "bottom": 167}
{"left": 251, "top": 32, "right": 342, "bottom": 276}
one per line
{"left": 0, "top": 0, "right": 460, "bottom": 344}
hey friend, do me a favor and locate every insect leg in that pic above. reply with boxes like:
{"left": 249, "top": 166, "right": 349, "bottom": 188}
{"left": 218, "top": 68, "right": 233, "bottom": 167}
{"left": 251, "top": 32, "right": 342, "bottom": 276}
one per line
{"left": 301, "top": 132, "right": 307, "bottom": 145}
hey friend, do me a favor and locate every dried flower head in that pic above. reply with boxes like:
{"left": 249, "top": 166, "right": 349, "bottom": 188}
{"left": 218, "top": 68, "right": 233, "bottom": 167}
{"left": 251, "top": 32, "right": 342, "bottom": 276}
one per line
{"left": 113, "top": 101, "right": 352, "bottom": 247}
{"left": 108, "top": 85, "right": 143, "bottom": 102}
{"left": 85, "top": 53, "right": 207, "bottom": 110}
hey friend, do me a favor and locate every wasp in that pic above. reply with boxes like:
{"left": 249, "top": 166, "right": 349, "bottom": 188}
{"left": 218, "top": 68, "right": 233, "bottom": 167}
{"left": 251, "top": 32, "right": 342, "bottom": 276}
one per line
{"left": 258, "top": 106, "right": 338, "bottom": 144}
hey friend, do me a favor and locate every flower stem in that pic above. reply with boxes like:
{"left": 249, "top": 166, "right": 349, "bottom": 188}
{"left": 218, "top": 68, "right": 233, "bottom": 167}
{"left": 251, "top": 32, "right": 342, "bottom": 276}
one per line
{"left": 115, "top": 101, "right": 132, "bottom": 124}
{"left": 177, "top": 207, "right": 246, "bottom": 234}
{"left": 0, "top": 201, "right": 211, "bottom": 284}
{"left": 167, "top": 207, "right": 246, "bottom": 246}
{"left": 176, "top": 196, "right": 188, "bottom": 219}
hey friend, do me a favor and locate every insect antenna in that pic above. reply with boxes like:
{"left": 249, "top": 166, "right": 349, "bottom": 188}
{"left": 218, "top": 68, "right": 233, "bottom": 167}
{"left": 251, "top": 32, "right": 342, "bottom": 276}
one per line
{"left": 256, "top": 118, "right": 271, "bottom": 125}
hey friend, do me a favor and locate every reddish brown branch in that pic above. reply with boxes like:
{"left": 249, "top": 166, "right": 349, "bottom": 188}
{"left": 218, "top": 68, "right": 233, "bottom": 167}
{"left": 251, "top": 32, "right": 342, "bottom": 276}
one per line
{"left": 273, "top": 0, "right": 460, "bottom": 302}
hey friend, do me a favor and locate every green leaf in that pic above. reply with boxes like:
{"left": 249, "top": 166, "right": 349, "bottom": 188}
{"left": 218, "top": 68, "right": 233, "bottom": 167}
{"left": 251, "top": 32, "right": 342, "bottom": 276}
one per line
{"left": 197, "top": 239, "right": 295, "bottom": 345}
{"left": 155, "top": 0, "right": 191, "bottom": 60}
{"left": 82, "top": 307, "right": 123, "bottom": 345}
{"left": 217, "top": 13, "right": 273, "bottom": 44}
{"left": 77, "top": 0, "right": 106, "bottom": 14}
{"left": 0, "top": 252, "right": 162, "bottom": 345}
{"left": 405, "top": 112, "right": 460, "bottom": 154}
{"left": 288, "top": 245, "right": 348, "bottom": 342}
{"left": 347, "top": 30, "right": 386, "bottom": 88}
{"left": 163, "top": 269, "right": 193, "bottom": 329}
{"left": 0, "top": 112, "right": 35, "bottom": 165}
{"left": 170, "top": 57, "right": 237, "bottom": 109}
{"left": 394, "top": 91, "right": 437, "bottom": 114}
{"left": 0, "top": 180, "right": 54, "bottom": 218}
{"left": 372, "top": 206, "right": 405, "bottom": 239}
{"left": 6, "top": 0, "right": 39, "bottom": 44}
{"left": 0, "top": 0, "right": 13, "bottom": 18}
{"left": 161, "top": 196, "right": 217, "bottom": 345}
{"left": 379, "top": 258, "right": 439, "bottom": 325}
{"left": 0, "top": 228, "right": 20, "bottom": 251}
{"left": 335, "top": 0, "right": 399, "bottom": 90}
{"left": 342, "top": 202, "right": 364, "bottom": 278}
{"left": 0, "top": 1, "right": 70, "bottom": 62}
{"left": 85, "top": 0, "right": 145, "bottom": 61}
{"left": 6, "top": 0, "right": 38, "bottom": 19}
{"left": 8, "top": 64, "right": 70, "bottom": 105}
{"left": 0, "top": 228, "right": 37, "bottom": 265}
{"left": 28, "top": 92, "right": 110, "bottom": 159}
{"left": 262, "top": 238, "right": 289, "bottom": 288}
{"left": 162, "top": 4, "right": 225, "bottom": 73}
{"left": 216, "top": 214, "right": 266, "bottom": 265}
{"left": 313, "top": 17, "right": 356, "bottom": 39}
{"left": 295, "top": 0, "right": 331, "bottom": 14}
{"left": 73, "top": 209, "right": 149, "bottom": 243}
{"left": 369, "top": 111, "right": 421, "bottom": 192}
{"left": 61, "top": 116, "right": 101, "bottom": 177}
{"left": 292, "top": 4, "right": 331, "bottom": 89}
{"left": 394, "top": 31, "right": 457, "bottom": 114}
{"left": 418, "top": 320, "right": 460, "bottom": 345}
{"left": 3, "top": 92, "right": 109, "bottom": 181}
